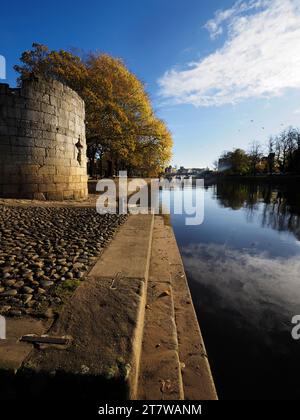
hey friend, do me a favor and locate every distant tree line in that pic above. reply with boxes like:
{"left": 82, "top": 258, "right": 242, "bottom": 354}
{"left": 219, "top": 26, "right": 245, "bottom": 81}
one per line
{"left": 15, "top": 43, "right": 173, "bottom": 177}
{"left": 214, "top": 182, "right": 300, "bottom": 241}
{"left": 216, "top": 127, "right": 300, "bottom": 176}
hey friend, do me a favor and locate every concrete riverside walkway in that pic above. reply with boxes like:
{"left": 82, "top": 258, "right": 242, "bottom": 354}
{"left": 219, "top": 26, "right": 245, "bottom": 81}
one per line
{"left": 138, "top": 216, "right": 217, "bottom": 400}
{"left": 16, "top": 214, "right": 154, "bottom": 399}
{"left": 0, "top": 213, "right": 217, "bottom": 400}
{"left": 165, "top": 222, "right": 217, "bottom": 400}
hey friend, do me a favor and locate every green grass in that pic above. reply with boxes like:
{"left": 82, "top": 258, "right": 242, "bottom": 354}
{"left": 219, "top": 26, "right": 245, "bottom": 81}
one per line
{"left": 54, "top": 279, "right": 82, "bottom": 301}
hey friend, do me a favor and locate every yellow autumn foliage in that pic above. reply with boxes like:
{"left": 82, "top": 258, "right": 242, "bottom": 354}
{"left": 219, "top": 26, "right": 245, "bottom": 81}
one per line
{"left": 15, "top": 43, "right": 172, "bottom": 176}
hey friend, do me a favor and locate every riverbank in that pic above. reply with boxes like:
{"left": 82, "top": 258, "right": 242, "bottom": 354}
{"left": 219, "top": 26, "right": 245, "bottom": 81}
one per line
{"left": 0, "top": 211, "right": 217, "bottom": 400}
{"left": 170, "top": 181, "right": 300, "bottom": 399}
{"left": 138, "top": 216, "right": 217, "bottom": 400}
{"left": 215, "top": 174, "right": 300, "bottom": 184}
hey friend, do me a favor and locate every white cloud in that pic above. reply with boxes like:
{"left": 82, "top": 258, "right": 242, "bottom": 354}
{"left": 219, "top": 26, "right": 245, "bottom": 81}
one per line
{"left": 181, "top": 242, "right": 300, "bottom": 327}
{"left": 293, "top": 108, "right": 300, "bottom": 114}
{"left": 204, "top": 0, "right": 266, "bottom": 40}
{"left": 158, "top": 0, "right": 300, "bottom": 107}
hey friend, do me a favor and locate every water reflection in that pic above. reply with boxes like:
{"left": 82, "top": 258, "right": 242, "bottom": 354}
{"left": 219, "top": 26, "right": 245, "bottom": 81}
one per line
{"left": 170, "top": 182, "right": 300, "bottom": 400}
{"left": 214, "top": 182, "right": 300, "bottom": 240}
{"left": 182, "top": 242, "right": 300, "bottom": 330}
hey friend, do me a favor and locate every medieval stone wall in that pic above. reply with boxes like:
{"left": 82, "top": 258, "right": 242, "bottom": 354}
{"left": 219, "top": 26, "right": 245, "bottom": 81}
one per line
{"left": 0, "top": 78, "right": 88, "bottom": 200}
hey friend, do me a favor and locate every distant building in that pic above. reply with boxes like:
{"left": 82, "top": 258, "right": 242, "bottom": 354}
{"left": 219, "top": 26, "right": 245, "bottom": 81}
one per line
{"left": 165, "top": 166, "right": 208, "bottom": 176}
{"left": 190, "top": 168, "right": 206, "bottom": 175}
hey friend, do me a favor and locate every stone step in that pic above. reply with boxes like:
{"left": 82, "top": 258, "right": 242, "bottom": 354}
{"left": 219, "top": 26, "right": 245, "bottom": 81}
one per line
{"left": 138, "top": 216, "right": 217, "bottom": 400}
{"left": 137, "top": 216, "right": 184, "bottom": 400}
{"left": 164, "top": 223, "right": 218, "bottom": 400}
{"left": 0, "top": 318, "right": 51, "bottom": 399}
{"left": 16, "top": 214, "right": 154, "bottom": 399}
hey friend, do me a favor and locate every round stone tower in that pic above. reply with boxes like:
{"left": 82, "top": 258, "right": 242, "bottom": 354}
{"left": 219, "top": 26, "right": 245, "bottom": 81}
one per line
{"left": 0, "top": 77, "right": 88, "bottom": 200}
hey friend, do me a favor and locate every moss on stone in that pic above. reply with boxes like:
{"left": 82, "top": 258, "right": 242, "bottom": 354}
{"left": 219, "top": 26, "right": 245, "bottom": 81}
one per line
{"left": 54, "top": 279, "right": 82, "bottom": 301}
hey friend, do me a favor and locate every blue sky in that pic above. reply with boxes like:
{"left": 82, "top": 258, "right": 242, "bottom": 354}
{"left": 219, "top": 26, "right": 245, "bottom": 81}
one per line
{"left": 1, "top": 0, "right": 300, "bottom": 167}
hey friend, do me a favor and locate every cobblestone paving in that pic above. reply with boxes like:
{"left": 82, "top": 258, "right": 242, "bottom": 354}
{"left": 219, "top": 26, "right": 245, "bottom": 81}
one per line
{"left": 0, "top": 206, "right": 127, "bottom": 317}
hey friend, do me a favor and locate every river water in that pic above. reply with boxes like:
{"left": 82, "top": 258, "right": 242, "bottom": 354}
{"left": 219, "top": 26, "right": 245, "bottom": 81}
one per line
{"left": 165, "top": 182, "right": 300, "bottom": 400}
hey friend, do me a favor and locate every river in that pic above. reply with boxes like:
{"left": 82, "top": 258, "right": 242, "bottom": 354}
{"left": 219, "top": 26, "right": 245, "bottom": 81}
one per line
{"left": 164, "top": 181, "right": 300, "bottom": 400}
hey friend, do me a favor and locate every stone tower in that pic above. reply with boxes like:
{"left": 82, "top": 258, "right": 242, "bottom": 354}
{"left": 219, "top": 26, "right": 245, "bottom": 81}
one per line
{"left": 0, "top": 77, "right": 88, "bottom": 200}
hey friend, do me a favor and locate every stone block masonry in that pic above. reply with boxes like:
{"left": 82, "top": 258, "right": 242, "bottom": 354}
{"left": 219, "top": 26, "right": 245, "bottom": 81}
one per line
{"left": 0, "top": 78, "right": 88, "bottom": 200}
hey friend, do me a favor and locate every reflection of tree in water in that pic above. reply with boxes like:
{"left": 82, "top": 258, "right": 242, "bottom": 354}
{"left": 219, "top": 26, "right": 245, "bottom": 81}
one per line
{"left": 261, "top": 188, "right": 300, "bottom": 241}
{"left": 214, "top": 182, "right": 300, "bottom": 241}
{"left": 213, "top": 183, "right": 244, "bottom": 210}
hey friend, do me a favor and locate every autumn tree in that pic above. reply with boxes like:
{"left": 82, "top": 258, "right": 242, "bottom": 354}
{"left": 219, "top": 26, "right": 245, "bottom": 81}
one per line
{"left": 14, "top": 43, "right": 172, "bottom": 177}
{"left": 216, "top": 127, "right": 300, "bottom": 176}
{"left": 219, "top": 149, "right": 250, "bottom": 175}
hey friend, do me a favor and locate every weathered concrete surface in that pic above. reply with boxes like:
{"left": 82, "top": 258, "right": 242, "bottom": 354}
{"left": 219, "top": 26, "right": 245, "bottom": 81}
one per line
{"left": 139, "top": 281, "right": 183, "bottom": 400}
{"left": 164, "top": 222, "right": 218, "bottom": 400}
{"left": 0, "top": 212, "right": 216, "bottom": 400}
{"left": 0, "top": 317, "right": 51, "bottom": 398}
{"left": 17, "top": 214, "right": 154, "bottom": 399}
{"left": 138, "top": 216, "right": 217, "bottom": 400}
{"left": 138, "top": 218, "right": 184, "bottom": 400}
{"left": 88, "top": 214, "right": 153, "bottom": 279}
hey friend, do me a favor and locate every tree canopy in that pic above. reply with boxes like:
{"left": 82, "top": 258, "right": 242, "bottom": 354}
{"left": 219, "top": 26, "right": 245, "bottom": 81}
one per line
{"left": 218, "top": 148, "right": 250, "bottom": 175}
{"left": 15, "top": 43, "right": 173, "bottom": 177}
{"left": 217, "top": 127, "right": 300, "bottom": 176}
